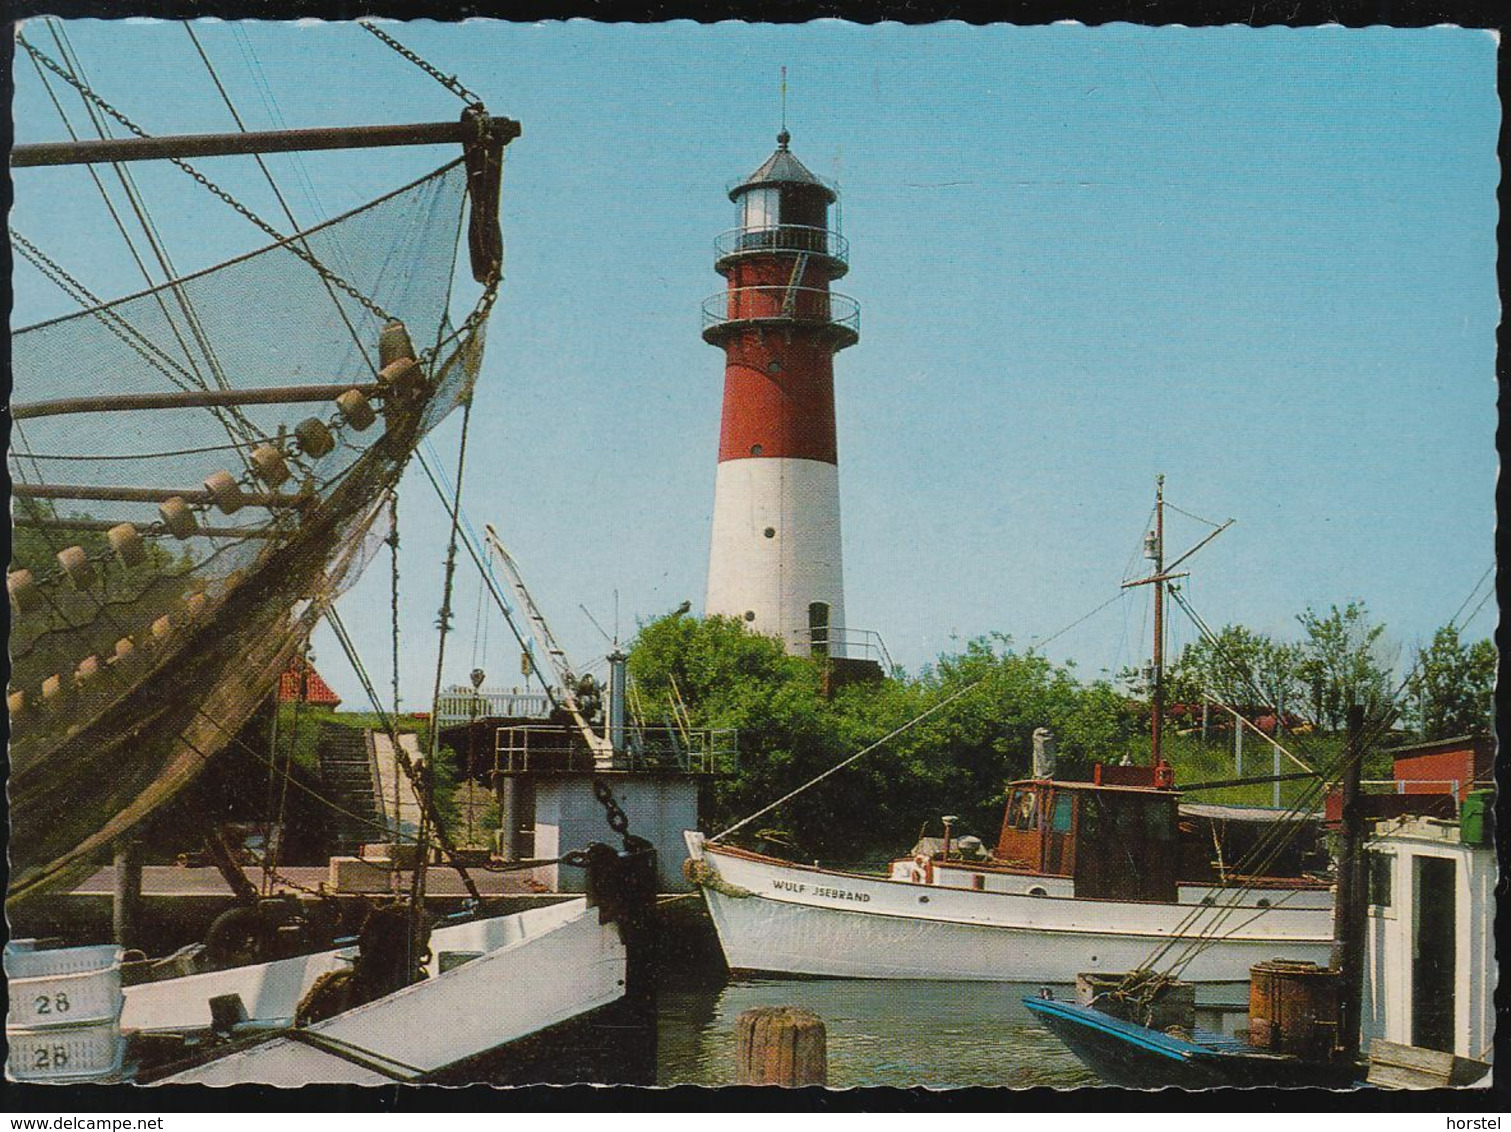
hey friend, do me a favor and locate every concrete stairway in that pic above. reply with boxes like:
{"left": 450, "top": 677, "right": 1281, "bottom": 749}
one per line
{"left": 314, "top": 722, "right": 384, "bottom": 856}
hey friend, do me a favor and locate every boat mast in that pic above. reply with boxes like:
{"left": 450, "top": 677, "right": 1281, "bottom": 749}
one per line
{"left": 1151, "top": 475, "right": 1166, "bottom": 769}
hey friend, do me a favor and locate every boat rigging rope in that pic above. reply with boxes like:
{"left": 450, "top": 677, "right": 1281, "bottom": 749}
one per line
{"left": 23, "top": 27, "right": 244, "bottom": 441}
{"left": 182, "top": 21, "right": 380, "bottom": 379}
{"left": 17, "top": 34, "right": 399, "bottom": 327}
{"left": 710, "top": 677, "right": 991, "bottom": 843}
{"left": 323, "top": 604, "right": 482, "bottom": 903}
{"left": 41, "top": 20, "right": 256, "bottom": 457}
{"left": 358, "top": 22, "right": 482, "bottom": 107}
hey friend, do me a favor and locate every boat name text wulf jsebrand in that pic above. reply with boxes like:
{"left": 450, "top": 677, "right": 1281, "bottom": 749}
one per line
{"left": 774, "top": 879, "right": 872, "bottom": 902}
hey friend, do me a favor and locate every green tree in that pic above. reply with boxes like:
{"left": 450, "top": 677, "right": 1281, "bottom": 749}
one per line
{"left": 1168, "top": 624, "right": 1305, "bottom": 715}
{"left": 1406, "top": 624, "right": 1495, "bottom": 739}
{"left": 627, "top": 615, "right": 1140, "bottom": 862}
{"left": 1295, "top": 601, "right": 1395, "bottom": 730}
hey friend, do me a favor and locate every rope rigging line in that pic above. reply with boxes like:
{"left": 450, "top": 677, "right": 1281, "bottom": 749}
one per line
{"left": 322, "top": 603, "right": 482, "bottom": 903}
{"left": 412, "top": 444, "right": 556, "bottom": 713}
{"left": 18, "top": 33, "right": 399, "bottom": 327}
{"left": 1120, "top": 553, "right": 1495, "bottom": 977}
{"left": 1139, "top": 593, "right": 1470, "bottom": 979}
{"left": 1026, "top": 589, "right": 1129, "bottom": 654}
{"left": 24, "top": 30, "right": 234, "bottom": 423}
{"left": 182, "top": 21, "right": 380, "bottom": 380}
{"left": 413, "top": 396, "right": 479, "bottom": 917}
{"left": 43, "top": 19, "right": 254, "bottom": 446}
{"left": 710, "top": 677, "right": 992, "bottom": 844}
{"left": 1161, "top": 499, "right": 1224, "bottom": 528}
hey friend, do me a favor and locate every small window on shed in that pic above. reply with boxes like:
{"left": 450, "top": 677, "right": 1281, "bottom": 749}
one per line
{"left": 1368, "top": 852, "right": 1393, "bottom": 907}
{"left": 1050, "top": 793, "right": 1073, "bottom": 834}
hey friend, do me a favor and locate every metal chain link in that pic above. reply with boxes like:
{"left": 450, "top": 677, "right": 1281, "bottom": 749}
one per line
{"left": 593, "top": 779, "right": 631, "bottom": 838}
{"left": 358, "top": 22, "right": 482, "bottom": 107}
{"left": 18, "top": 35, "right": 397, "bottom": 326}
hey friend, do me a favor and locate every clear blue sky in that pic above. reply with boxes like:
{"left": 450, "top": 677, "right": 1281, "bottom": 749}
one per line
{"left": 11, "top": 20, "right": 1499, "bottom": 708}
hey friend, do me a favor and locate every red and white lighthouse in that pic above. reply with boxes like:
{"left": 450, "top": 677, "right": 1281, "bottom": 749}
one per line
{"left": 702, "top": 131, "right": 859, "bottom": 657}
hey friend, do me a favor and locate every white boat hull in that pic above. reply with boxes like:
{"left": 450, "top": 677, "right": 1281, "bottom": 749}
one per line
{"left": 686, "top": 833, "right": 1333, "bottom": 986}
{"left": 129, "top": 899, "right": 627, "bottom": 1085}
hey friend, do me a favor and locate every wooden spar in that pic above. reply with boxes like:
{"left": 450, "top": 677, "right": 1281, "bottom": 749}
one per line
{"left": 13, "top": 515, "right": 286, "bottom": 540}
{"left": 11, "top": 117, "right": 520, "bottom": 168}
{"left": 14, "top": 382, "right": 384, "bottom": 421}
{"left": 14, "top": 484, "right": 309, "bottom": 509}
{"left": 1332, "top": 703, "right": 1368, "bottom": 1061}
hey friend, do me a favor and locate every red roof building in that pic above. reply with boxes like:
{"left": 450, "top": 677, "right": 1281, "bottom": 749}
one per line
{"left": 278, "top": 656, "right": 342, "bottom": 707}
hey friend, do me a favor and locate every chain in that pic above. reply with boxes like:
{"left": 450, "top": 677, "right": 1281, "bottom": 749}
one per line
{"left": 18, "top": 35, "right": 397, "bottom": 326}
{"left": 589, "top": 779, "right": 631, "bottom": 846}
{"left": 358, "top": 22, "right": 481, "bottom": 107}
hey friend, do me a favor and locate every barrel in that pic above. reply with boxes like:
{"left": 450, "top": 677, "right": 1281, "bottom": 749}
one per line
{"left": 1248, "top": 959, "right": 1341, "bottom": 1060}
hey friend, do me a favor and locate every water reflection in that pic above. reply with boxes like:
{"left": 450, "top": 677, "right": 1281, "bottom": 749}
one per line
{"left": 658, "top": 977, "right": 1100, "bottom": 1089}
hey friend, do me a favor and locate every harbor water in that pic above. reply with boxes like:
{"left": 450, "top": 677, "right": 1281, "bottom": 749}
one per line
{"left": 656, "top": 974, "right": 1098, "bottom": 1088}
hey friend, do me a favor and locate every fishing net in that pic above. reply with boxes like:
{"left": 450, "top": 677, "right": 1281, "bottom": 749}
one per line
{"left": 7, "top": 157, "right": 493, "bottom": 904}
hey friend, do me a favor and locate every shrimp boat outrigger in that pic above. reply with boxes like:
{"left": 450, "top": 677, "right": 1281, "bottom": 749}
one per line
{"left": 685, "top": 479, "right": 1335, "bottom": 989}
{"left": 7, "top": 26, "right": 652, "bottom": 1086}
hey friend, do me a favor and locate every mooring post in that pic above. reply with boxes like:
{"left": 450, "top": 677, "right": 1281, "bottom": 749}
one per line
{"left": 735, "top": 1006, "right": 828, "bottom": 1086}
{"left": 112, "top": 840, "right": 144, "bottom": 951}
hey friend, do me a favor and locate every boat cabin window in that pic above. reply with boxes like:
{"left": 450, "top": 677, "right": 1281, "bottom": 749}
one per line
{"left": 1050, "top": 792, "right": 1073, "bottom": 834}
{"left": 1368, "top": 851, "right": 1393, "bottom": 907}
{"left": 1011, "top": 787, "right": 1041, "bottom": 831}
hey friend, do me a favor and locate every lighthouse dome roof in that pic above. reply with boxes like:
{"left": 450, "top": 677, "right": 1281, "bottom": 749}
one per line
{"left": 729, "top": 131, "right": 837, "bottom": 203}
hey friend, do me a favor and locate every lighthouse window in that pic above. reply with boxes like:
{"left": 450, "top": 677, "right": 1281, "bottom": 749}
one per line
{"left": 763, "top": 527, "right": 776, "bottom": 539}
{"left": 744, "top": 611, "right": 756, "bottom": 622}
{"left": 750, "top": 444, "right": 763, "bottom": 456}
{"left": 742, "top": 187, "right": 780, "bottom": 232}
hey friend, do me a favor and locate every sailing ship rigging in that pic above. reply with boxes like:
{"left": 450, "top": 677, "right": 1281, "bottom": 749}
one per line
{"left": 8, "top": 23, "right": 515, "bottom": 908}
{"left": 6, "top": 23, "right": 669, "bottom": 1087}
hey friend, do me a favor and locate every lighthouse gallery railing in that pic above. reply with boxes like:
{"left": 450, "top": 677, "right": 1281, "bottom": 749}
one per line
{"left": 713, "top": 224, "right": 849, "bottom": 267}
{"left": 701, "top": 286, "right": 860, "bottom": 335}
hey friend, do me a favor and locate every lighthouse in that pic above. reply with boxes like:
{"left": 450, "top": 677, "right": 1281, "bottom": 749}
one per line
{"left": 702, "top": 130, "right": 859, "bottom": 658}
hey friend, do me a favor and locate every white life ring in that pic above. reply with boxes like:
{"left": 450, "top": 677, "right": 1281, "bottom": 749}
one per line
{"left": 909, "top": 854, "right": 934, "bottom": 885}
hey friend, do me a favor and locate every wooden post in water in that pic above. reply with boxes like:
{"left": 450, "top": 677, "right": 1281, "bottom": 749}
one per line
{"left": 735, "top": 1006, "right": 828, "bottom": 1086}
{"left": 112, "top": 840, "right": 143, "bottom": 951}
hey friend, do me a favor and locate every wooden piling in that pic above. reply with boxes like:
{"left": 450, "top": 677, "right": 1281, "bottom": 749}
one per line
{"left": 735, "top": 1006, "right": 827, "bottom": 1086}
{"left": 112, "top": 840, "right": 144, "bottom": 951}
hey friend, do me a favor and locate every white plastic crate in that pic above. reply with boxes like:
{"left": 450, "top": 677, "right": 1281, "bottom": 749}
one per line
{"left": 4, "top": 941, "right": 121, "bottom": 980}
{"left": 5, "top": 1021, "right": 126, "bottom": 1083}
{"left": 5, "top": 942, "right": 123, "bottom": 1028}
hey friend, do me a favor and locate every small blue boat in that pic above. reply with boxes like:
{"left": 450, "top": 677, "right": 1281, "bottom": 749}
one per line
{"left": 1022, "top": 994, "right": 1363, "bottom": 1089}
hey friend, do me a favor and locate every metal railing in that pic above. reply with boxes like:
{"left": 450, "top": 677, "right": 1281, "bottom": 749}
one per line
{"left": 493, "top": 723, "right": 737, "bottom": 776}
{"left": 701, "top": 286, "right": 860, "bottom": 335}
{"left": 788, "top": 626, "right": 897, "bottom": 671}
{"left": 714, "top": 224, "right": 848, "bottom": 266}
{"left": 435, "top": 686, "right": 554, "bottom": 727}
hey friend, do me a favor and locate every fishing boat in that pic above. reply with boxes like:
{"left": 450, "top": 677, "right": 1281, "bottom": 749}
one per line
{"left": 1021, "top": 715, "right": 1496, "bottom": 1089}
{"left": 5, "top": 23, "right": 655, "bottom": 1089}
{"left": 685, "top": 479, "right": 1334, "bottom": 988}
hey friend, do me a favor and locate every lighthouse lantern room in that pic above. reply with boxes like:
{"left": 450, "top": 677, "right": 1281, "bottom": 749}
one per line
{"left": 702, "top": 131, "right": 859, "bottom": 658}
